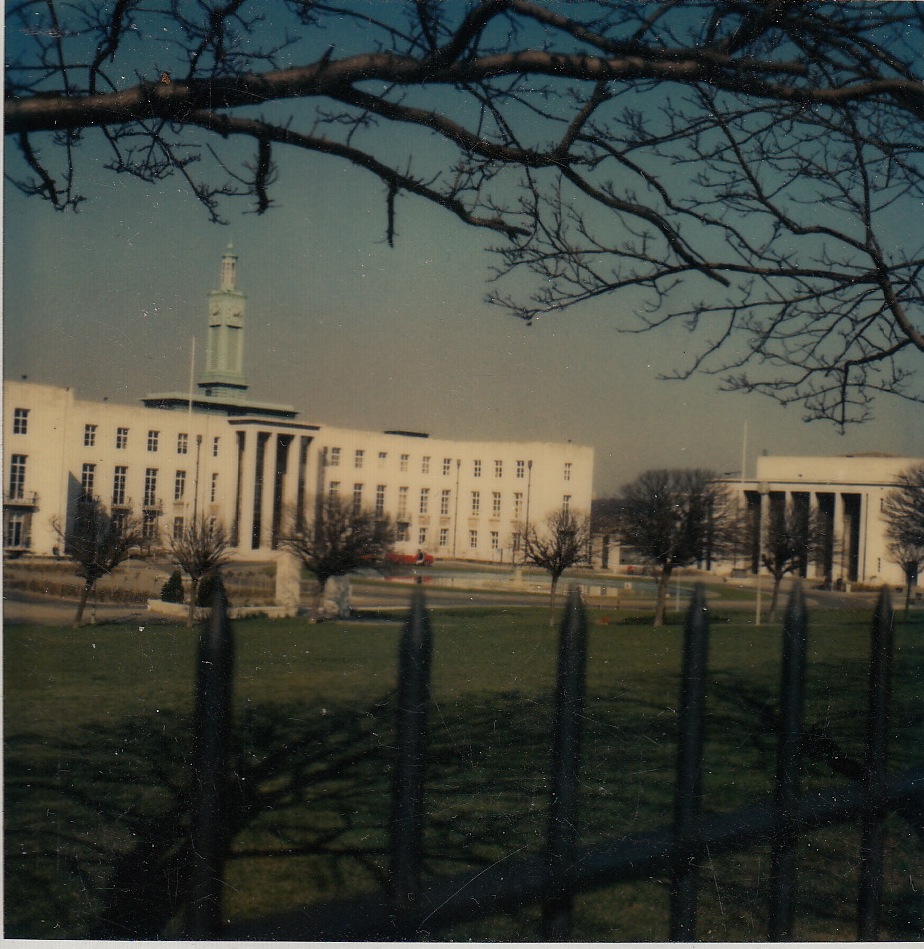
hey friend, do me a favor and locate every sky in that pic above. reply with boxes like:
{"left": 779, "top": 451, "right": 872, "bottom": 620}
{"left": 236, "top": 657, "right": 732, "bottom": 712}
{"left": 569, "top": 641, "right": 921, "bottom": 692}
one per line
{"left": 4, "top": 8, "right": 923, "bottom": 498}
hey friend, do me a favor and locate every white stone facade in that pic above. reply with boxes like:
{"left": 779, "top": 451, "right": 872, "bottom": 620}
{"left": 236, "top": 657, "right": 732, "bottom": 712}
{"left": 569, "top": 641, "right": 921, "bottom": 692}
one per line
{"left": 727, "top": 454, "right": 923, "bottom": 587}
{"left": 3, "top": 249, "right": 593, "bottom": 564}
{"left": 2, "top": 380, "right": 594, "bottom": 564}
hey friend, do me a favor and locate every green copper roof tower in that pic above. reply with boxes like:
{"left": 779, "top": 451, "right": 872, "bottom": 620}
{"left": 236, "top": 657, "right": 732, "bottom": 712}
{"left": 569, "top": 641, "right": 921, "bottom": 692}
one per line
{"left": 200, "top": 243, "right": 247, "bottom": 395}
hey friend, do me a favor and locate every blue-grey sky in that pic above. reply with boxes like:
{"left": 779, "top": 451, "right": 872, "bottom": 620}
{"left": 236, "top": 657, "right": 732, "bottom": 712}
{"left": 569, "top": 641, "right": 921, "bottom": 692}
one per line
{"left": 4, "top": 9, "right": 922, "bottom": 496}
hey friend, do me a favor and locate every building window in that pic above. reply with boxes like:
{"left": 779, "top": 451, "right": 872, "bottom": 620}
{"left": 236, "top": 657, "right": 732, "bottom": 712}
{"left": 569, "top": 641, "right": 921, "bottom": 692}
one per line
{"left": 116, "top": 427, "right": 129, "bottom": 450}
{"left": 8, "top": 455, "right": 26, "bottom": 500}
{"left": 474, "top": 459, "right": 482, "bottom": 478}
{"left": 84, "top": 423, "right": 97, "bottom": 447}
{"left": 378, "top": 451, "right": 387, "bottom": 466}
{"left": 439, "top": 527, "right": 449, "bottom": 548}
{"left": 81, "top": 463, "right": 96, "bottom": 497}
{"left": 513, "top": 531, "right": 521, "bottom": 551}
{"left": 422, "top": 456, "right": 431, "bottom": 474}
{"left": 353, "top": 482, "right": 363, "bottom": 512}
{"left": 376, "top": 485, "right": 386, "bottom": 517}
{"left": 471, "top": 490, "right": 480, "bottom": 515}
{"left": 400, "top": 454, "right": 409, "bottom": 472}
{"left": 469, "top": 529, "right": 478, "bottom": 549}
{"left": 355, "top": 449, "right": 364, "bottom": 469}
{"left": 396, "top": 522, "right": 409, "bottom": 542}
{"left": 210, "top": 472, "right": 219, "bottom": 503}
{"left": 174, "top": 470, "right": 186, "bottom": 501}
{"left": 143, "top": 468, "right": 158, "bottom": 507}
{"left": 12, "top": 408, "right": 28, "bottom": 435}
{"left": 514, "top": 492, "right": 523, "bottom": 518}
{"left": 212, "top": 436, "right": 220, "bottom": 457}
{"left": 564, "top": 462, "right": 572, "bottom": 482}
{"left": 516, "top": 460, "right": 525, "bottom": 479}
{"left": 177, "top": 432, "right": 188, "bottom": 455}
{"left": 419, "top": 527, "right": 428, "bottom": 546}
{"left": 490, "top": 530, "right": 499, "bottom": 551}
{"left": 330, "top": 447, "right": 341, "bottom": 467}
{"left": 142, "top": 510, "right": 159, "bottom": 541}
{"left": 440, "top": 489, "right": 451, "bottom": 516}
{"left": 147, "top": 430, "right": 159, "bottom": 452}
{"left": 443, "top": 457, "right": 452, "bottom": 475}
{"left": 398, "top": 486, "right": 409, "bottom": 518}
{"left": 495, "top": 460, "right": 503, "bottom": 478}
{"left": 6, "top": 510, "right": 26, "bottom": 548}
{"left": 112, "top": 466, "right": 127, "bottom": 506}
{"left": 329, "top": 481, "right": 340, "bottom": 497}
{"left": 173, "top": 516, "right": 185, "bottom": 540}
{"left": 419, "top": 487, "right": 430, "bottom": 515}
{"left": 563, "top": 494, "right": 571, "bottom": 513}
{"left": 492, "top": 491, "right": 501, "bottom": 516}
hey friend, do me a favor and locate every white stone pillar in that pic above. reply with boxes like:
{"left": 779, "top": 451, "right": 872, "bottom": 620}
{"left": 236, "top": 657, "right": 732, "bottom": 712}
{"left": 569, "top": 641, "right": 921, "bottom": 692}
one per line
{"left": 236, "top": 430, "right": 258, "bottom": 551}
{"left": 274, "top": 549, "right": 301, "bottom": 615}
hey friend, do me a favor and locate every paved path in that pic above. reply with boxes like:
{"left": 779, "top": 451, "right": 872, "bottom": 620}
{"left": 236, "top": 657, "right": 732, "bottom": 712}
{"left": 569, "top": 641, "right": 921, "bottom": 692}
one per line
{"left": 4, "top": 590, "right": 159, "bottom": 627}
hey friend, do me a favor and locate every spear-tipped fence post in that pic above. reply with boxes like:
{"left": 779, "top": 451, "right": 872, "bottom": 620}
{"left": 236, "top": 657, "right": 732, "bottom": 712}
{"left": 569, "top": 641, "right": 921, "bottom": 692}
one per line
{"left": 768, "top": 582, "right": 808, "bottom": 941}
{"left": 186, "top": 577, "right": 234, "bottom": 939}
{"left": 670, "top": 583, "right": 710, "bottom": 941}
{"left": 543, "top": 585, "right": 588, "bottom": 941}
{"left": 390, "top": 589, "right": 433, "bottom": 938}
{"left": 857, "top": 586, "right": 894, "bottom": 940}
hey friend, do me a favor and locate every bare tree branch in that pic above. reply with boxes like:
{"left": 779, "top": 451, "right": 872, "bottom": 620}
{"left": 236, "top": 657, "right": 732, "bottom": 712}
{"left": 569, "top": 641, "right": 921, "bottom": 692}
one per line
{"left": 6, "top": 1, "right": 924, "bottom": 422}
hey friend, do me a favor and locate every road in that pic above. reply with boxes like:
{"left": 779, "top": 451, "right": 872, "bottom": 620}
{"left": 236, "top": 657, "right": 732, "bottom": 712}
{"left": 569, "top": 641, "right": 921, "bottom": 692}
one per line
{"left": 6, "top": 577, "right": 894, "bottom": 628}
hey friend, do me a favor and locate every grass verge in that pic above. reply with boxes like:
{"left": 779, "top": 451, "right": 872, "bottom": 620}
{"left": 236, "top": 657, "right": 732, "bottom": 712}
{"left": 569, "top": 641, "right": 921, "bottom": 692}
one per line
{"left": 5, "top": 604, "right": 922, "bottom": 940}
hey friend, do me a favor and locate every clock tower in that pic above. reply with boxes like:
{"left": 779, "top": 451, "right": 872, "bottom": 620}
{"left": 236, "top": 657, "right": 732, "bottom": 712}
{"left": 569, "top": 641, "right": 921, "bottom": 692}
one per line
{"left": 199, "top": 244, "right": 247, "bottom": 396}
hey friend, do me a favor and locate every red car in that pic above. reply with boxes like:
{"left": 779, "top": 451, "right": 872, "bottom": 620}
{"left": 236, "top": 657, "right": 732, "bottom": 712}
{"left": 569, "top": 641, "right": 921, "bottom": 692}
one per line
{"left": 386, "top": 551, "right": 434, "bottom": 566}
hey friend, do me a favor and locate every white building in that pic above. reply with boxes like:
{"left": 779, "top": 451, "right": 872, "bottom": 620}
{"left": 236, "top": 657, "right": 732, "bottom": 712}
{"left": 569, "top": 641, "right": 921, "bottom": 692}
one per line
{"left": 731, "top": 454, "right": 923, "bottom": 588}
{"left": 3, "top": 248, "right": 594, "bottom": 564}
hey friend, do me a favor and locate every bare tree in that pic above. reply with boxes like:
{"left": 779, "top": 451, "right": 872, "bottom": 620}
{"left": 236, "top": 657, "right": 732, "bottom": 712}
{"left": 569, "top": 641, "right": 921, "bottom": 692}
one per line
{"left": 759, "top": 499, "right": 824, "bottom": 623}
{"left": 882, "top": 463, "right": 924, "bottom": 614}
{"left": 280, "top": 495, "right": 395, "bottom": 620}
{"left": 53, "top": 498, "right": 144, "bottom": 627}
{"left": 521, "top": 508, "right": 592, "bottom": 626}
{"left": 608, "top": 469, "right": 734, "bottom": 627}
{"left": 169, "top": 516, "right": 231, "bottom": 625}
{"left": 6, "top": 3, "right": 924, "bottom": 423}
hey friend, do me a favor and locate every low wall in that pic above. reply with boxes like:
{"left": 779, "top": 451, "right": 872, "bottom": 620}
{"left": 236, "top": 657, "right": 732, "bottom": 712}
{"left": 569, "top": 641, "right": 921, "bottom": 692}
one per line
{"left": 147, "top": 599, "right": 298, "bottom": 620}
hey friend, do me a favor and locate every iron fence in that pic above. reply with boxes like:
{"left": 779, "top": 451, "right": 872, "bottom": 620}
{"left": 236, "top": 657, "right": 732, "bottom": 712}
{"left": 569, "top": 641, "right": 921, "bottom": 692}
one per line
{"left": 185, "top": 581, "right": 922, "bottom": 941}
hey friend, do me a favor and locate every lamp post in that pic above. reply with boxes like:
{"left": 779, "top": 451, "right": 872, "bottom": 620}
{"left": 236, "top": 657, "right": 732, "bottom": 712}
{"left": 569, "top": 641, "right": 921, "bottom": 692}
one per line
{"left": 522, "top": 459, "right": 533, "bottom": 565}
{"left": 451, "top": 458, "right": 461, "bottom": 558}
{"left": 193, "top": 434, "right": 203, "bottom": 524}
{"left": 755, "top": 482, "right": 768, "bottom": 626}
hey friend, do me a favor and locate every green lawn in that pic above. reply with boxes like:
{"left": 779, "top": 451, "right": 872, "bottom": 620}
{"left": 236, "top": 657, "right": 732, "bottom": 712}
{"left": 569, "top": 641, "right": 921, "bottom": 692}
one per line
{"left": 5, "top": 603, "right": 923, "bottom": 940}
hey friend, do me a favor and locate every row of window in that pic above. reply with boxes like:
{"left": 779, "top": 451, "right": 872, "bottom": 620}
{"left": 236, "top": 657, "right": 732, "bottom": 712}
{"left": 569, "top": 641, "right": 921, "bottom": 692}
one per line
{"left": 79, "top": 463, "right": 219, "bottom": 507}
{"left": 327, "top": 446, "right": 573, "bottom": 482}
{"left": 327, "top": 481, "right": 571, "bottom": 519}
{"left": 393, "top": 525, "right": 508, "bottom": 551}
{"left": 10, "top": 410, "right": 214, "bottom": 457}
{"left": 78, "top": 421, "right": 220, "bottom": 457}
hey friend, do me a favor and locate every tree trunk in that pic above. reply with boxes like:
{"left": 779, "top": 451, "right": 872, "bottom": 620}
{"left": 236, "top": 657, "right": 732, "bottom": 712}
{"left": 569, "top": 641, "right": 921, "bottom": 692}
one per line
{"left": 654, "top": 568, "right": 673, "bottom": 628}
{"left": 767, "top": 574, "right": 783, "bottom": 623}
{"left": 548, "top": 576, "right": 559, "bottom": 627}
{"left": 905, "top": 568, "right": 914, "bottom": 615}
{"left": 188, "top": 578, "right": 199, "bottom": 627}
{"left": 74, "top": 580, "right": 93, "bottom": 627}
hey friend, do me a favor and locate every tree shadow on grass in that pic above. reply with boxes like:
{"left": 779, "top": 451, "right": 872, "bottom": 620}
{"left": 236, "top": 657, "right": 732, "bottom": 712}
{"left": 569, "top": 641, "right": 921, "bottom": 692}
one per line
{"left": 6, "top": 678, "right": 921, "bottom": 941}
{"left": 5, "top": 683, "right": 680, "bottom": 940}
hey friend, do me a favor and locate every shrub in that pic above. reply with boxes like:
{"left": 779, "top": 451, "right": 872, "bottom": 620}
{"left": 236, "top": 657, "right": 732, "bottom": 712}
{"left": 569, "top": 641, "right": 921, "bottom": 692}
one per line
{"left": 160, "top": 570, "right": 184, "bottom": 604}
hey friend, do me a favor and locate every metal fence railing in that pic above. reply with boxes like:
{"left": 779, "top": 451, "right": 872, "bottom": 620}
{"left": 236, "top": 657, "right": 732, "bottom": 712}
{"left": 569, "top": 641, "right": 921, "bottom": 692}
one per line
{"left": 184, "top": 581, "right": 923, "bottom": 941}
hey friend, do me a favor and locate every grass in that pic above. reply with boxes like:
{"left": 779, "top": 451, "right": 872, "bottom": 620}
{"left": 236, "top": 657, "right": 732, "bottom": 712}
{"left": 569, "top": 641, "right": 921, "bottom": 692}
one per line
{"left": 5, "top": 602, "right": 923, "bottom": 940}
